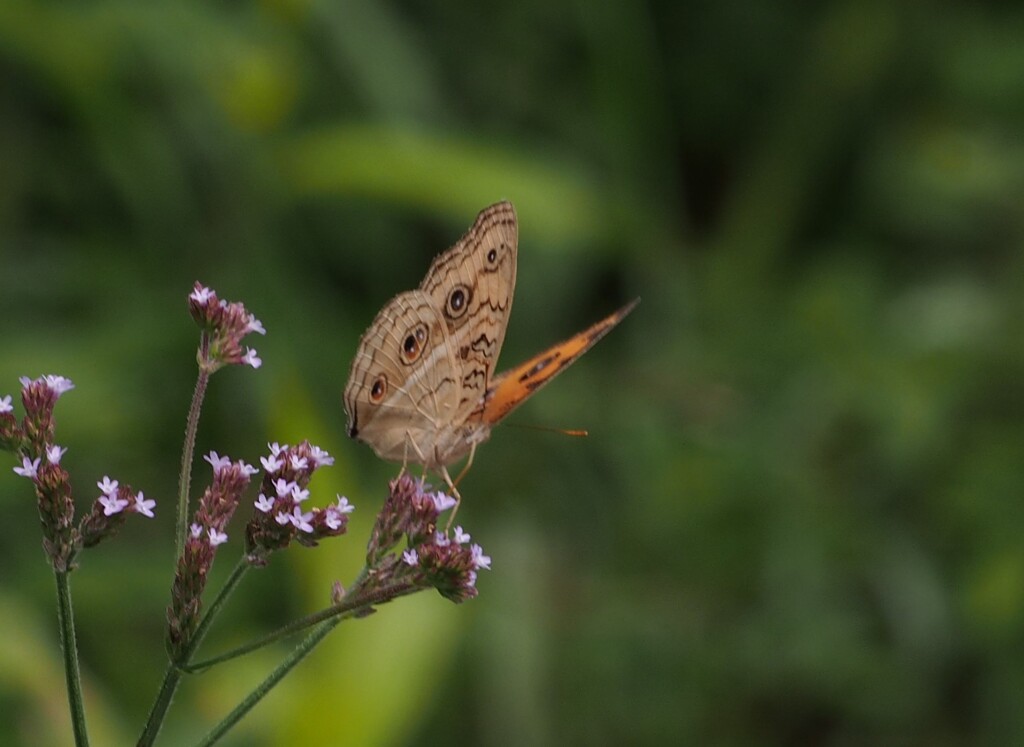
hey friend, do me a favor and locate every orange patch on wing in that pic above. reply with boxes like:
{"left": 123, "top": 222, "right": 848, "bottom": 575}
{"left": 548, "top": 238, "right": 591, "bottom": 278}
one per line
{"left": 482, "top": 299, "right": 639, "bottom": 425}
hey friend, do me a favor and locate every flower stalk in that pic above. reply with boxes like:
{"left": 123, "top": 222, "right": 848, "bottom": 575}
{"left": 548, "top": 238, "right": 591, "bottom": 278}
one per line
{"left": 175, "top": 368, "right": 209, "bottom": 558}
{"left": 55, "top": 570, "right": 89, "bottom": 747}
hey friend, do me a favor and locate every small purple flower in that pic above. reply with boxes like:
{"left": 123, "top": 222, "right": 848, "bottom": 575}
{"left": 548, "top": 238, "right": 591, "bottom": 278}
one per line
{"left": 190, "top": 523, "right": 204, "bottom": 538}
{"left": 268, "top": 442, "right": 287, "bottom": 456}
{"left": 254, "top": 493, "right": 275, "bottom": 513}
{"left": 43, "top": 375, "right": 75, "bottom": 396}
{"left": 204, "top": 451, "right": 232, "bottom": 472}
{"left": 453, "top": 526, "right": 470, "bottom": 545}
{"left": 289, "top": 507, "right": 314, "bottom": 533}
{"left": 190, "top": 285, "right": 214, "bottom": 305}
{"left": 289, "top": 454, "right": 308, "bottom": 471}
{"left": 290, "top": 485, "right": 310, "bottom": 503}
{"left": 274, "top": 512, "right": 292, "bottom": 526}
{"left": 46, "top": 445, "right": 67, "bottom": 464}
{"left": 20, "top": 374, "right": 75, "bottom": 398}
{"left": 403, "top": 548, "right": 419, "bottom": 566}
{"left": 470, "top": 544, "right": 491, "bottom": 570}
{"left": 99, "top": 493, "right": 129, "bottom": 516}
{"left": 432, "top": 492, "right": 457, "bottom": 512}
{"left": 309, "top": 445, "right": 334, "bottom": 467}
{"left": 97, "top": 476, "right": 119, "bottom": 495}
{"left": 239, "top": 461, "right": 259, "bottom": 477}
{"left": 242, "top": 348, "right": 262, "bottom": 369}
{"left": 322, "top": 497, "right": 354, "bottom": 529}
{"left": 273, "top": 478, "right": 295, "bottom": 497}
{"left": 208, "top": 528, "right": 228, "bottom": 546}
{"left": 260, "top": 454, "right": 284, "bottom": 473}
{"left": 0, "top": 395, "right": 12, "bottom": 414}
{"left": 324, "top": 506, "right": 344, "bottom": 530}
{"left": 434, "top": 532, "right": 451, "bottom": 547}
{"left": 246, "top": 314, "right": 266, "bottom": 335}
{"left": 13, "top": 456, "right": 40, "bottom": 478}
{"left": 133, "top": 492, "right": 156, "bottom": 518}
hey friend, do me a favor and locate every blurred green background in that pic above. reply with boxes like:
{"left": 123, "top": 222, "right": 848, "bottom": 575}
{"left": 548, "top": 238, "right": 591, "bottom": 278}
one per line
{"left": 2, "top": 0, "right": 1024, "bottom": 745}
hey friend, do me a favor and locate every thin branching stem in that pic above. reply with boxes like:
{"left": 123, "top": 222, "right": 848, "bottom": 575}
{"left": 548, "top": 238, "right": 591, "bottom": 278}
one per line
{"left": 183, "top": 556, "right": 250, "bottom": 662}
{"left": 55, "top": 570, "right": 89, "bottom": 746}
{"left": 137, "top": 663, "right": 179, "bottom": 747}
{"left": 184, "top": 575, "right": 417, "bottom": 672}
{"left": 195, "top": 617, "right": 340, "bottom": 747}
{"left": 193, "top": 577, "right": 415, "bottom": 747}
{"left": 176, "top": 348, "right": 210, "bottom": 558}
{"left": 138, "top": 555, "right": 250, "bottom": 746}
{"left": 140, "top": 343, "right": 214, "bottom": 747}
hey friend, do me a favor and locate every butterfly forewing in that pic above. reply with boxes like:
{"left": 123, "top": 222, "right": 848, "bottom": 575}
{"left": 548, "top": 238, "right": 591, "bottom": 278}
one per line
{"left": 418, "top": 201, "right": 518, "bottom": 418}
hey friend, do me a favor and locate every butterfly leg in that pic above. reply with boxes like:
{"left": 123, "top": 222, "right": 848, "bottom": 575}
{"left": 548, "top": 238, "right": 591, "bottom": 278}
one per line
{"left": 402, "top": 433, "right": 432, "bottom": 488}
{"left": 442, "top": 441, "right": 477, "bottom": 531}
{"left": 397, "top": 437, "right": 411, "bottom": 480}
{"left": 440, "top": 466, "right": 463, "bottom": 532}
{"left": 451, "top": 440, "right": 477, "bottom": 488}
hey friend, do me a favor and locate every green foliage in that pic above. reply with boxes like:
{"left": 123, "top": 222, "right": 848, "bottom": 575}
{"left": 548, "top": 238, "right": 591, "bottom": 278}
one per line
{"left": 1, "top": 0, "right": 1023, "bottom": 744}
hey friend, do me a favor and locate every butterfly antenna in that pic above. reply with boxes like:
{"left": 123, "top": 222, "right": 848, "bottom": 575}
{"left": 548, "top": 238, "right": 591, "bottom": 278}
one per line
{"left": 506, "top": 423, "right": 590, "bottom": 438}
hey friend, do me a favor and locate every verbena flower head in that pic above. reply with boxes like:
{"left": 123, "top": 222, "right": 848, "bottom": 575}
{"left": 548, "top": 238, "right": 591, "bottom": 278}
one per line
{"left": 5, "top": 375, "right": 154, "bottom": 571}
{"left": 0, "top": 394, "right": 17, "bottom": 451}
{"left": 80, "top": 482, "right": 156, "bottom": 549}
{"left": 244, "top": 441, "right": 350, "bottom": 563}
{"left": 3, "top": 375, "right": 90, "bottom": 571}
{"left": 366, "top": 476, "right": 446, "bottom": 565}
{"left": 167, "top": 453, "right": 255, "bottom": 658}
{"left": 187, "top": 283, "right": 266, "bottom": 373}
{"left": 360, "top": 475, "right": 490, "bottom": 604}
{"left": 18, "top": 375, "right": 74, "bottom": 453}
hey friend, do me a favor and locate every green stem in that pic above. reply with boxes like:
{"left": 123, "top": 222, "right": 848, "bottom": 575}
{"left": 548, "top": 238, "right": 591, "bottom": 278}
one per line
{"left": 54, "top": 570, "right": 89, "bottom": 746}
{"left": 196, "top": 618, "right": 340, "bottom": 747}
{"left": 137, "top": 665, "right": 180, "bottom": 747}
{"left": 184, "top": 557, "right": 250, "bottom": 662}
{"left": 176, "top": 362, "right": 210, "bottom": 558}
{"left": 195, "top": 578, "right": 418, "bottom": 746}
{"left": 137, "top": 557, "right": 250, "bottom": 747}
{"left": 139, "top": 351, "right": 217, "bottom": 747}
{"left": 184, "top": 575, "right": 415, "bottom": 672}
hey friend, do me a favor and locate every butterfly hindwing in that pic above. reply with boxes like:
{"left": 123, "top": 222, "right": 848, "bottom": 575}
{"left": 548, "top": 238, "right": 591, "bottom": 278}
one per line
{"left": 481, "top": 299, "right": 639, "bottom": 426}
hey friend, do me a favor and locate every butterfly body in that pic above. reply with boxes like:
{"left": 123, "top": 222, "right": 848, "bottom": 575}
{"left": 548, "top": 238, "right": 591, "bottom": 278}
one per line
{"left": 344, "top": 201, "right": 635, "bottom": 482}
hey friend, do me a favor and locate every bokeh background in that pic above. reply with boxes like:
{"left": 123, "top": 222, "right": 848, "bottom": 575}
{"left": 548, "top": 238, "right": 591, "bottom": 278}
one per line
{"left": 2, "top": 1, "right": 1024, "bottom": 745}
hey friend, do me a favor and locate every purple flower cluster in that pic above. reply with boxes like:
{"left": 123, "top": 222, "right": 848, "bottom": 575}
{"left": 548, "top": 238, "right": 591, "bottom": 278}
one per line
{"left": 3, "top": 375, "right": 155, "bottom": 570}
{"left": 361, "top": 475, "right": 491, "bottom": 604}
{"left": 167, "top": 452, "right": 257, "bottom": 657}
{"left": 245, "top": 441, "right": 352, "bottom": 564}
{"left": 10, "top": 374, "right": 73, "bottom": 454}
{"left": 188, "top": 282, "right": 265, "bottom": 372}
{"left": 80, "top": 476, "right": 155, "bottom": 548}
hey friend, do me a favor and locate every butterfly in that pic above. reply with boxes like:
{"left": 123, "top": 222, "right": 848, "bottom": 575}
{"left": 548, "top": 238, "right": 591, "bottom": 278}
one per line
{"left": 344, "top": 200, "right": 636, "bottom": 510}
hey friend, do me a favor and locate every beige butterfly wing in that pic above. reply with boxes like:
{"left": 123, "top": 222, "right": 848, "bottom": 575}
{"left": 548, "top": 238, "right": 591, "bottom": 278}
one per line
{"left": 418, "top": 201, "right": 518, "bottom": 420}
{"left": 344, "top": 201, "right": 518, "bottom": 470}
{"left": 343, "top": 289, "right": 461, "bottom": 466}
